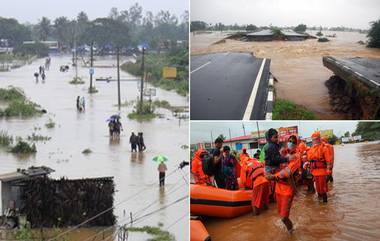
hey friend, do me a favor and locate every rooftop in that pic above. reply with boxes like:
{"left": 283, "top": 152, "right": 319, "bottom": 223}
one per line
{"left": 0, "top": 166, "right": 55, "bottom": 182}
{"left": 246, "top": 29, "right": 274, "bottom": 36}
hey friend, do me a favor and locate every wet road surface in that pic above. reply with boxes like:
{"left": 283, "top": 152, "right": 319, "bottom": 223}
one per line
{"left": 202, "top": 141, "right": 380, "bottom": 241}
{"left": 190, "top": 52, "right": 270, "bottom": 120}
{"left": 0, "top": 55, "right": 189, "bottom": 240}
{"left": 191, "top": 31, "right": 380, "bottom": 119}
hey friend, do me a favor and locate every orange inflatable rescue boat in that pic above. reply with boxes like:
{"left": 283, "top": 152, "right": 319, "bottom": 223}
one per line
{"left": 190, "top": 219, "right": 211, "bottom": 241}
{"left": 190, "top": 184, "right": 252, "bottom": 218}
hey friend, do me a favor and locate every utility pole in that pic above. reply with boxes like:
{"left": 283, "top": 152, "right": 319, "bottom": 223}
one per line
{"left": 89, "top": 41, "right": 94, "bottom": 91}
{"left": 139, "top": 47, "right": 145, "bottom": 113}
{"left": 256, "top": 121, "right": 261, "bottom": 149}
{"left": 242, "top": 123, "right": 246, "bottom": 136}
{"left": 117, "top": 46, "right": 121, "bottom": 108}
{"left": 228, "top": 128, "right": 232, "bottom": 148}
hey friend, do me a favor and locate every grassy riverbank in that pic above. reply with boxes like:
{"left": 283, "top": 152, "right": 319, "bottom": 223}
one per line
{"left": 273, "top": 99, "right": 316, "bottom": 120}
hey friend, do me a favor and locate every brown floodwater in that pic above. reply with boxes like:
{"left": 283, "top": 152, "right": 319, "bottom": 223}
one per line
{"left": 0, "top": 55, "right": 189, "bottom": 240}
{"left": 202, "top": 141, "right": 380, "bottom": 241}
{"left": 191, "top": 31, "right": 380, "bottom": 119}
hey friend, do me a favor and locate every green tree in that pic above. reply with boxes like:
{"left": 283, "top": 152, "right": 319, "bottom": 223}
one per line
{"left": 53, "top": 17, "right": 73, "bottom": 47}
{"left": 0, "top": 17, "right": 31, "bottom": 46}
{"left": 367, "top": 19, "right": 380, "bottom": 48}
{"left": 37, "top": 17, "right": 52, "bottom": 41}
{"left": 353, "top": 122, "right": 380, "bottom": 140}
{"left": 294, "top": 24, "right": 307, "bottom": 33}
{"left": 190, "top": 21, "right": 207, "bottom": 32}
{"left": 344, "top": 131, "right": 350, "bottom": 137}
{"left": 246, "top": 24, "right": 258, "bottom": 32}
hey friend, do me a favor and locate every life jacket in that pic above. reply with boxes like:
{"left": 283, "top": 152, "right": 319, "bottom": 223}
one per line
{"left": 246, "top": 159, "right": 265, "bottom": 189}
{"left": 307, "top": 143, "right": 332, "bottom": 176}
{"left": 191, "top": 149, "right": 211, "bottom": 185}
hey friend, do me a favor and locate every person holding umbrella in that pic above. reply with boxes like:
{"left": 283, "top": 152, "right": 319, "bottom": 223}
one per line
{"left": 153, "top": 155, "right": 168, "bottom": 187}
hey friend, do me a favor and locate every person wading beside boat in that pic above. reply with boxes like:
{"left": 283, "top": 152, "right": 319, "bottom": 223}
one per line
{"left": 267, "top": 136, "right": 301, "bottom": 232}
{"left": 306, "top": 131, "right": 333, "bottom": 203}
{"left": 239, "top": 148, "right": 250, "bottom": 187}
{"left": 264, "top": 129, "right": 289, "bottom": 200}
{"left": 246, "top": 157, "right": 270, "bottom": 215}
{"left": 321, "top": 136, "right": 334, "bottom": 183}
{"left": 191, "top": 149, "right": 211, "bottom": 185}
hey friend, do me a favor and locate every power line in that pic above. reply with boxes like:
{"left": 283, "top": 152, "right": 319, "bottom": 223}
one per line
{"left": 48, "top": 168, "right": 180, "bottom": 241}
{"left": 84, "top": 195, "right": 188, "bottom": 241}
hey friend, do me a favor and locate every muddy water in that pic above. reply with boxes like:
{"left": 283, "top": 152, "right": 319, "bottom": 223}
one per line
{"left": 0, "top": 55, "right": 189, "bottom": 240}
{"left": 191, "top": 31, "right": 380, "bottom": 119}
{"left": 203, "top": 141, "right": 380, "bottom": 241}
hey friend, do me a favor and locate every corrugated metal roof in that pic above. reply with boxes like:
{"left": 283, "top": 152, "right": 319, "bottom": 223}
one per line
{"left": 246, "top": 29, "right": 274, "bottom": 36}
{"left": 0, "top": 166, "right": 54, "bottom": 182}
{"left": 282, "top": 30, "right": 308, "bottom": 37}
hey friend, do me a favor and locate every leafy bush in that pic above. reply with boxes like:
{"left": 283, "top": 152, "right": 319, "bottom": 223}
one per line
{"left": 45, "top": 119, "right": 55, "bottom": 128}
{"left": 273, "top": 99, "right": 316, "bottom": 120}
{"left": 0, "top": 131, "right": 13, "bottom": 147}
{"left": 11, "top": 140, "right": 36, "bottom": 154}
{"left": 318, "top": 37, "right": 329, "bottom": 42}
{"left": 2, "top": 100, "right": 40, "bottom": 117}
{"left": 294, "top": 24, "right": 307, "bottom": 33}
{"left": 69, "top": 77, "right": 85, "bottom": 84}
{"left": 367, "top": 19, "right": 380, "bottom": 48}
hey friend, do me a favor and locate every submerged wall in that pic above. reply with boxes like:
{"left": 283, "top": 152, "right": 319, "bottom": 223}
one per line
{"left": 21, "top": 177, "right": 115, "bottom": 228}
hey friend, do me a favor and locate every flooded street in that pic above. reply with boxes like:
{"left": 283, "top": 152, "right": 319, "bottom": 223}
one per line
{"left": 203, "top": 141, "right": 380, "bottom": 241}
{"left": 0, "top": 55, "right": 189, "bottom": 240}
{"left": 191, "top": 31, "right": 380, "bottom": 119}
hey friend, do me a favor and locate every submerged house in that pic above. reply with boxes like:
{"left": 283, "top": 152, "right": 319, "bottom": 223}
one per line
{"left": 245, "top": 29, "right": 275, "bottom": 41}
{"left": 282, "top": 30, "right": 309, "bottom": 41}
{"left": 244, "top": 29, "right": 309, "bottom": 41}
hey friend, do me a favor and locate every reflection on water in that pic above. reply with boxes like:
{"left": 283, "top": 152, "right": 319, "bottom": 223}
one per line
{"left": 204, "top": 142, "right": 380, "bottom": 241}
{"left": 0, "top": 55, "right": 189, "bottom": 240}
{"left": 191, "top": 31, "right": 380, "bottom": 119}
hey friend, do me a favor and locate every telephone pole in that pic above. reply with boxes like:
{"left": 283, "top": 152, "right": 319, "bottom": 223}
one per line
{"left": 89, "top": 42, "right": 94, "bottom": 91}
{"left": 117, "top": 46, "right": 121, "bottom": 108}
{"left": 139, "top": 47, "right": 145, "bottom": 113}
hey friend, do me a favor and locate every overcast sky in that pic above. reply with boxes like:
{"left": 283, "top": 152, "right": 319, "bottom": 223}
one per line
{"left": 0, "top": 0, "right": 188, "bottom": 23}
{"left": 191, "top": 0, "right": 380, "bottom": 29}
{"left": 190, "top": 121, "right": 358, "bottom": 143}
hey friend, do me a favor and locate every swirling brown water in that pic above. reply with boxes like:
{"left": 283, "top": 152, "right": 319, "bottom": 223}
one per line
{"left": 202, "top": 141, "right": 380, "bottom": 241}
{"left": 191, "top": 31, "right": 380, "bottom": 119}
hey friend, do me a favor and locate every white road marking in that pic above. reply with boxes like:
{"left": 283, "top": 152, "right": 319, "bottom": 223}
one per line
{"left": 267, "top": 91, "right": 273, "bottom": 102}
{"left": 190, "top": 61, "right": 211, "bottom": 74}
{"left": 243, "top": 58, "right": 266, "bottom": 120}
{"left": 265, "top": 113, "right": 273, "bottom": 120}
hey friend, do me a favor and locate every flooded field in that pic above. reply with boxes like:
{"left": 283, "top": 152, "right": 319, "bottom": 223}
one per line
{"left": 203, "top": 141, "right": 380, "bottom": 241}
{"left": 0, "top": 55, "right": 189, "bottom": 240}
{"left": 191, "top": 31, "right": 380, "bottom": 119}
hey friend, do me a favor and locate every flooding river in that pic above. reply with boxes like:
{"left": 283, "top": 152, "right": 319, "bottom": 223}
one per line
{"left": 191, "top": 31, "right": 380, "bottom": 119}
{"left": 0, "top": 55, "right": 189, "bottom": 240}
{"left": 203, "top": 141, "right": 380, "bottom": 241}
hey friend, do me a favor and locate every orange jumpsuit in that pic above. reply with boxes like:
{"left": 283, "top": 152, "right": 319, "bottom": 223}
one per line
{"left": 322, "top": 140, "right": 334, "bottom": 173}
{"left": 239, "top": 153, "right": 250, "bottom": 188}
{"left": 248, "top": 159, "right": 269, "bottom": 209}
{"left": 191, "top": 149, "right": 211, "bottom": 185}
{"left": 274, "top": 153, "right": 300, "bottom": 218}
{"left": 307, "top": 143, "right": 333, "bottom": 195}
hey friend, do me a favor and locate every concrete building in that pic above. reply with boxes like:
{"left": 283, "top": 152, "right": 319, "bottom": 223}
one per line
{"left": 0, "top": 166, "right": 54, "bottom": 216}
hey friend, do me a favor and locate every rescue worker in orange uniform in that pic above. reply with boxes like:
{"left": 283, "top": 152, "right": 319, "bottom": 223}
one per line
{"left": 239, "top": 148, "right": 250, "bottom": 188}
{"left": 267, "top": 136, "right": 301, "bottom": 232}
{"left": 247, "top": 158, "right": 270, "bottom": 215}
{"left": 321, "top": 136, "right": 334, "bottom": 183}
{"left": 191, "top": 149, "right": 211, "bottom": 185}
{"left": 306, "top": 131, "right": 333, "bottom": 203}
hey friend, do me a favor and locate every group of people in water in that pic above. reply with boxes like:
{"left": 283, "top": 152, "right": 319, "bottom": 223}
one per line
{"left": 191, "top": 128, "right": 334, "bottom": 233}
{"left": 33, "top": 57, "right": 51, "bottom": 82}
{"left": 129, "top": 132, "right": 146, "bottom": 152}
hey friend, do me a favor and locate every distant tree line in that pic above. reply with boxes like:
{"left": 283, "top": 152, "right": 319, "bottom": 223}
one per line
{"left": 367, "top": 20, "right": 380, "bottom": 48}
{"left": 353, "top": 122, "right": 380, "bottom": 140}
{"left": 0, "top": 3, "right": 188, "bottom": 51}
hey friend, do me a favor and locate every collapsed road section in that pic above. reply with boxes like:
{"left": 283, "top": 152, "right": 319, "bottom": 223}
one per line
{"left": 191, "top": 52, "right": 273, "bottom": 120}
{"left": 323, "top": 56, "right": 380, "bottom": 119}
